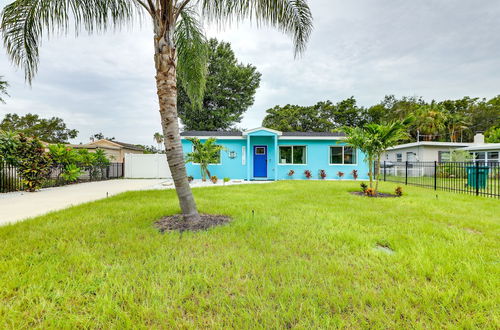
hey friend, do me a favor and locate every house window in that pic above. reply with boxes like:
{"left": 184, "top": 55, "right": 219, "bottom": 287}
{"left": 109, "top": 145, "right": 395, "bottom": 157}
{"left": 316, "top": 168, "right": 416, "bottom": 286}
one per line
{"left": 439, "top": 151, "right": 451, "bottom": 162}
{"left": 396, "top": 153, "right": 402, "bottom": 162}
{"left": 487, "top": 151, "right": 499, "bottom": 164}
{"left": 279, "top": 146, "right": 306, "bottom": 164}
{"left": 330, "top": 146, "right": 357, "bottom": 165}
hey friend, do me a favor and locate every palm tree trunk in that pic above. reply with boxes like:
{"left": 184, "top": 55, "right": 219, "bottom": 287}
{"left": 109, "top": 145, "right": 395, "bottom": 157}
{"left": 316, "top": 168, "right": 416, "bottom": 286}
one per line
{"left": 154, "top": 39, "right": 201, "bottom": 222}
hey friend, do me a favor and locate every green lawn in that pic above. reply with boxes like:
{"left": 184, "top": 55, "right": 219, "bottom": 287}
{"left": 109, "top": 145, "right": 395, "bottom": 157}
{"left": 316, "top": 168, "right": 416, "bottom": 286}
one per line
{"left": 0, "top": 181, "right": 498, "bottom": 328}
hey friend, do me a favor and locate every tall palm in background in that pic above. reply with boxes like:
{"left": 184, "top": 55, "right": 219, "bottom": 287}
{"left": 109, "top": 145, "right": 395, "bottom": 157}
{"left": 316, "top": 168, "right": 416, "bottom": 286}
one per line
{"left": 153, "top": 132, "right": 164, "bottom": 152}
{"left": 1, "top": 0, "right": 313, "bottom": 221}
{"left": 0, "top": 76, "right": 8, "bottom": 103}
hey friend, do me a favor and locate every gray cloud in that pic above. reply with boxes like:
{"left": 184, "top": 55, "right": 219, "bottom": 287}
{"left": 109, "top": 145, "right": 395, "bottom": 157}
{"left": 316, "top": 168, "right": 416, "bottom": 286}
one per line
{"left": 1, "top": 0, "right": 499, "bottom": 144}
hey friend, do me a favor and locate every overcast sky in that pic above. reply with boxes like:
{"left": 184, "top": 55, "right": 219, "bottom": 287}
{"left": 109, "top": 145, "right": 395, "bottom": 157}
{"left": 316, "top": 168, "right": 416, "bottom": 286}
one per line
{"left": 1, "top": 0, "right": 499, "bottom": 145}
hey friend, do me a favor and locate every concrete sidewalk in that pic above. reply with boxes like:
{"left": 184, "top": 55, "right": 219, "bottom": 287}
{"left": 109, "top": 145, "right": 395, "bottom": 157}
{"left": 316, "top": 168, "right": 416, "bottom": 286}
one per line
{"left": 0, "top": 179, "right": 272, "bottom": 226}
{"left": 0, "top": 179, "right": 165, "bottom": 226}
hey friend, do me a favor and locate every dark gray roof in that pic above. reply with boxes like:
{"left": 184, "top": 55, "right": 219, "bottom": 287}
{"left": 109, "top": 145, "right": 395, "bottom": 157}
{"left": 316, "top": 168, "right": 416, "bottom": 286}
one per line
{"left": 282, "top": 131, "right": 345, "bottom": 137}
{"left": 112, "top": 141, "right": 145, "bottom": 151}
{"left": 181, "top": 131, "right": 243, "bottom": 136}
{"left": 181, "top": 130, "right": 345, "bottom": 137}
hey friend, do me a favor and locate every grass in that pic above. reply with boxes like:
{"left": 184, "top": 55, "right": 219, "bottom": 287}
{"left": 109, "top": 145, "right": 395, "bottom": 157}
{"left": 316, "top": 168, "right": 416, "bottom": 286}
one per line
{"left": 0, "top": 181, "right": 499, "bottom": 328}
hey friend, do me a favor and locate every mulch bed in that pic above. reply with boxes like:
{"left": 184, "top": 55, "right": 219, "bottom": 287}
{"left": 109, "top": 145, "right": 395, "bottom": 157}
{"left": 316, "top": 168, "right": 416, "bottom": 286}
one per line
{"left": 154, "top": 214, "right": 232, "bottom": 233}
{"left": 349, "top": 191, "right": 399, "bottom": 198}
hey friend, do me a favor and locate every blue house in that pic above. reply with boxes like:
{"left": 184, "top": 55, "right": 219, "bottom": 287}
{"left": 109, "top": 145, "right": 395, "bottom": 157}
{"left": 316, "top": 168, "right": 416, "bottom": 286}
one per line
{"left": 181, "top": 127, "right": 369, "bottom": 181}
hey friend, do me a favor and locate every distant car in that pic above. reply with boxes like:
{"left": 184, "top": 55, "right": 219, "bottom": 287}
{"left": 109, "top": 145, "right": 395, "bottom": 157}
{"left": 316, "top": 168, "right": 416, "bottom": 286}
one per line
{"left": 380, "top": 161, "right": 395, "bottom": 168}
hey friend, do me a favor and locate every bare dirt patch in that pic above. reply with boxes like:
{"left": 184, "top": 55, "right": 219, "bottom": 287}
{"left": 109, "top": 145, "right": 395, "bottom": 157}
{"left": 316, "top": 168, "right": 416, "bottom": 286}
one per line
{"left": 349, "top": 191, "right": 399, "bottom": 198}
{"left": 154, "top": 214, "right": 232, "bottom": 233}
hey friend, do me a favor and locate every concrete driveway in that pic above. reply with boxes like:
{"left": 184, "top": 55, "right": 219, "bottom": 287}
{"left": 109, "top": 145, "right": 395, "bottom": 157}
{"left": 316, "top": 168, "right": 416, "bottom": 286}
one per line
{"left": 0, "top": 179, "right": 272, "bottom": 226}
{"left": 0, "top": 179, "right": 166, "bottom": 226}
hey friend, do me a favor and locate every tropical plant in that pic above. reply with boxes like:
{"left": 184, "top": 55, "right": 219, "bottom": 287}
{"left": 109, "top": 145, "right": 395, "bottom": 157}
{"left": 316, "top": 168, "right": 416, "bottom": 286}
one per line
{"left": 1, "top": 0, "right": 313, "bottom": 222}
{"left": 365, "top": 187, "right": 376, "bottom": 197}
{"left": 223, "top": 177, "right": 230, "bottom": 184}
{"left": 337, "top": 171, "right": 344, "bottom": 179}
{"left": 0, "top": 130, "right": 19, "bottom": 165}
{"left": 210, "top": 175, "right": 218, "bottom": 184}
{"left": 485, "top": 126, "right": 500, "bottom": 143}
{"left": 319, "top": 169, "right": 326, "bottom": 179}
{"left": 153, "top": 132, "right": 164, "bottom": 152}
{"left": 304, "top": 170, "right": 312, "bottom": 179}
{"left": 185, "top": 138, "right": 224, "bottom": 181}
{"left": 15, "top": 134, "right": 52, "bottom": 192}
{"left": 351, "top": 169, "right": 358, "bottom": 180}
{"left": 288, "top": 169, "right": 295, "bottom": 177}
{"left": 395, "top": 186, "right": 403, "bottom": 197}
{"left": 360, "top": 182, "right": 368, "bottom": 193}
{"left": 61, "top": 164, "right": 82, "bottom": 182}
{"left": 414, "top": 104, "right": 447, "bottom": 141}
{"left": 343, "top": 117, "right": 413, "bottom": 193}
{"left": 187, "top": 175, "right": 194, "bottom": 183}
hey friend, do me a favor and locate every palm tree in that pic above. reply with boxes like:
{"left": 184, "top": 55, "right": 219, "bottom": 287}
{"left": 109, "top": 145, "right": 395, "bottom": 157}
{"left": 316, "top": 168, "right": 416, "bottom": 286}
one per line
{"left": 153, "top": 132, "right": 164, "bottom": 152}
{"left": 1, "top": 1, "right": 312, "bottom": 222}
{"left": 185, "top": 137, "right": 223, "bottom": 181}
{"left": 0, "top": 76, "right": 8, "bottom": 103}
{"left": 415, "top": 104, "right": 447, "bottom": 141}
{"left": 343, "top": 117, "right": 412, "bottom": 193}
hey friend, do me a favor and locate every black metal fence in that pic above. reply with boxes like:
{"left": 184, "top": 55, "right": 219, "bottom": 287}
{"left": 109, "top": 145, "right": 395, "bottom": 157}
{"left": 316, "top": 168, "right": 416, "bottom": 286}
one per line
{"left": 1, "top": 162, "right": 124, "bottom": 193}
{"left": 381, "top": 161, "right": 500, "bottom": 198}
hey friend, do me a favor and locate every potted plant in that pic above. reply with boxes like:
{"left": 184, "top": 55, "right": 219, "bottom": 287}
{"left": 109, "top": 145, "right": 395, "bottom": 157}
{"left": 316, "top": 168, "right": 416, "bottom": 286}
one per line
{"left": 223, "top": 177, "right": 230, "bottom": 185}
{"left": 337, "top": 171, "right": 344, "bottom": 180}
{"left": 319, "top": 169, "right": 327, "bottom": 179}
{"left": 288, "top": 169, "right": 295, "bottom": 179}
{"left": 351, "top": 169, "right": 358, "bottom": 180}
{"left": 210, "top": 175, "right": 218, "bottom": 184}
{"left": 304, "top": 170, "right": 312, "bottom": 179}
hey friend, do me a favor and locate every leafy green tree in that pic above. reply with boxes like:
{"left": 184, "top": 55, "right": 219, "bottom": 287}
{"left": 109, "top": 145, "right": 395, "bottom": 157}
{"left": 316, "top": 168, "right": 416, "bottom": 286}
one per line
{"left": 185, "top": 138, "right": 224, "bottom": 181}
{"left": 262, "top": 103, "right": 334, "bottom": 132}
{"left": 485, "top": 126, "right": 500, "bottom": 143}
{"left": 2, "top": 0, "right": 312, "bottom": 222}
{"left": 178, "top": 39, "right": 261, "bottom": 130}
{"left": 15, "top": 134, "right": 52, "bottom": 192}
{"left": 0, "top": 113, "right": 78, "bottom": 143}
{"left": 414, "top": 103, "right": 448, "bottom": 140}
{"left": 0, "top": 130, "right": 19, "bottom": 164}
{"left": 91, "top": 132, "right": 115, "bottom": 141}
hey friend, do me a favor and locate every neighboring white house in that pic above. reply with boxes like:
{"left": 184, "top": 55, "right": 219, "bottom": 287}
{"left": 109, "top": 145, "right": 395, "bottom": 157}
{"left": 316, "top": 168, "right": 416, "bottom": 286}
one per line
{"left": 384, "top": 133, "right": 488, "bottom": 163}
{"left": 460, "top": 143, "right": 500, "bottom": 164}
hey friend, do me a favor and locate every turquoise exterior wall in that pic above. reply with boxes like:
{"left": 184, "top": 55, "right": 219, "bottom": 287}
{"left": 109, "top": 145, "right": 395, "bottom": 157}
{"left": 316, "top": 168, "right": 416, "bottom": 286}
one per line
{"left": 181, "top": 137, "right": 370, "bottom": 180}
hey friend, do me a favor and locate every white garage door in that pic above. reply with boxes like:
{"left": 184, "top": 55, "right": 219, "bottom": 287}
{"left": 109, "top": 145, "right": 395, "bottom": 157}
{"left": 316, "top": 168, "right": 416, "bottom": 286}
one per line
{"left": 124, "top": 153, "right": 172, "bottom": 179}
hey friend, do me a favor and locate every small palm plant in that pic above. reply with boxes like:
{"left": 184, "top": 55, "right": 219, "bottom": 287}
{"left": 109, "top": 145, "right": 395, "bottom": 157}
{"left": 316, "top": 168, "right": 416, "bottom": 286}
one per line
{"left": 185, "top": 138, "right": 224, "bottom": 181}
{"left": 153, "top": 132, "right": 164, "bottom": 152}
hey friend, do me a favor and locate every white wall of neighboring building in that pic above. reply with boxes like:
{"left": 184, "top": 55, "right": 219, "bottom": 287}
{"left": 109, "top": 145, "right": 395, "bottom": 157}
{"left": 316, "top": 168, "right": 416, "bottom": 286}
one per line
{"left": 124, "top": 154, "right": 172, "bottom": 179}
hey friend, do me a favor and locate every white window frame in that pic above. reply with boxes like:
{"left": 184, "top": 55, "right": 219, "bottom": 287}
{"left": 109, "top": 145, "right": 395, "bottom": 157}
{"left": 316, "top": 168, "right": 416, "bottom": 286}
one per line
{"left": 190, "top": 145, "right": 222, "bottom": 165}
{"left": 242, "top": 146, "right": 246, "bottom": 165}
{"left": 396, "top": 153, "right": 403, "bottom": 162}
{"left": 329, "top": 146, "right": 358, "bottom": 165}
{"left": 278, "top": 145, "right": 307, "bottom": 165}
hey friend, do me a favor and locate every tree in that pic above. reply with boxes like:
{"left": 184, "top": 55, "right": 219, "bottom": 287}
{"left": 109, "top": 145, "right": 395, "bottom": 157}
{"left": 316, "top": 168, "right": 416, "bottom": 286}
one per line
{"left": 485, "top": 126, "right": 500, "bottom": 143}
{"left": 91, "top": 132, "right": 115, "bottom": 141}
{"left": 1, "top": 0, "right": 312, "bottom": 222}
{"left": 185, "top": 138, "right": 224, "bottom": 181}
{"left": 0, "top": 130, "right": 19, "bottom": 164}
{"left": 153, "top": 132, "right": 164, "bottom": 151}
{"left": 15, "top": 134, "right": 52, "bottom": 192}
{"left": 0, "top": 76, "right": 8, "bottom": 103}
{"left": 0, "top": 113, "right": 78, "bottom": 143}
{"left": 178, "top": 38, "right": 261, "bottom": 130}
{"left": 262, "top": 103, "right": 334, "bottom": 132}
{"left": 414, "top": 104, "right": 447, "bottom": 141}
{"left": 343, "top": 118, "right": 412, "bottom": 193}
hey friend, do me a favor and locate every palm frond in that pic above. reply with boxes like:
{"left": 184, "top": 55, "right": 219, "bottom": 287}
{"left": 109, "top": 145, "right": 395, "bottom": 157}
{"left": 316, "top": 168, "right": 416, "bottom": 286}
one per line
{"left": 0, "top": 77, "right": 9, "bottom": 103}
{"left": 1, "top": 0, "right": 140, "bottom": 83}
{"left": 175, "top": 8, "right": 208, "bottom": 108}
{"left": 201, "top": 0, "right": 313, "bottom": 56}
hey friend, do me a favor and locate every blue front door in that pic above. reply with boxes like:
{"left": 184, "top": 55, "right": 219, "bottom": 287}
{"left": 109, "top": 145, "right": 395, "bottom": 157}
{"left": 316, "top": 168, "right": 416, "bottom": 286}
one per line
{"left": 253, "top": 146, "right": 267, "bottom": 178}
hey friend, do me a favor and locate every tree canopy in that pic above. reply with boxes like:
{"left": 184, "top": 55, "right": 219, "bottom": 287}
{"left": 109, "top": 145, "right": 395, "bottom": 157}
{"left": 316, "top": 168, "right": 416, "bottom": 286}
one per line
{"left": 262, "top": 95, "right": 500, "bottom": 142}
{"left": 0, "top": 113, "right": 78, "bottom": 143}
{"left": 178, "top": 39, "right": 261, "bottom": 131}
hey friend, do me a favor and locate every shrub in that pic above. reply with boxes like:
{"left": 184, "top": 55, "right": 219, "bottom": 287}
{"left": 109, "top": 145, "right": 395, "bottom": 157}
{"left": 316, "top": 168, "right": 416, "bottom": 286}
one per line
{"left": 304, "top": 170, "right": 312, "bottom": 179}
{"left": 351, "top": 169, "right": 358, "bottom": 180}
{"left": 365, "top": 187, "right": 376, "bottom": 197}
{"left": 210, "top": 175, "right": 218, "bottom": 184}
{"left": 61, "top": 164, "right": 82, "bottom": 182}
{"left": 337, "top": 171, "right": 344, "bottom": 179}
{"left": 319, "top": 169, "right": 326, "bottom": 179}
{"left": 288, "top": 169, "right": 295, "bottom": 177}
{"left": 395, "top": 186, "right": 403, "bottom": 197}
{"left": 187, "top": 175, "right": 194, "bottom": 183}
{"left": 16, "top": 134, "right": 52, "bottom": 192}
{"left": 223, "top": 177, "right": 230, "bottom": 184}
{"left": 360, "top": 182, "right": 368, "bottom": 193}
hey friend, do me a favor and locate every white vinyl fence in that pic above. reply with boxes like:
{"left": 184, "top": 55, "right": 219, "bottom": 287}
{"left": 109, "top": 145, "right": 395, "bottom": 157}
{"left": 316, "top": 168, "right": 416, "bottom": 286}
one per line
{"left": 124, "top": 154, "right": 172, "bottom": 179}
